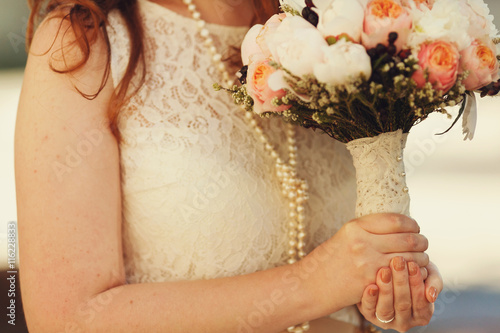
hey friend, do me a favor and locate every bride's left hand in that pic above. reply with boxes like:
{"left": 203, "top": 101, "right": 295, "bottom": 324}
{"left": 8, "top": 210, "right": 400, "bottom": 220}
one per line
{"left": 357, "top": 258, "right": 443, "bottom": 332}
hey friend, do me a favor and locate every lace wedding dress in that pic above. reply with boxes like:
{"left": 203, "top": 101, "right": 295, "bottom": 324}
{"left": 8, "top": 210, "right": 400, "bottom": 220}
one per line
{"left": 107, "top": 0, "right": 360, "bottom": 329}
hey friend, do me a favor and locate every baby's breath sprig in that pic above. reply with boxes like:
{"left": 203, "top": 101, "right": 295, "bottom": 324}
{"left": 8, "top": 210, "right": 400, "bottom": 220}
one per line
{"left": 280, "top": 5, "right": 301, "bottom": 16}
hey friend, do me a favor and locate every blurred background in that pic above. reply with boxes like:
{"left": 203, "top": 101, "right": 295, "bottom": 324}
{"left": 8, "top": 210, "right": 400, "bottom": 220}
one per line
{"left": 1, "top": 1, "right": 499, "bottom": 332}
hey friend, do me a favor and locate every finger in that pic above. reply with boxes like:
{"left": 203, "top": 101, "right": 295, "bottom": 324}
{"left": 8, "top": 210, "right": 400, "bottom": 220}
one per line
{"left": 408, "top": 261, "right": 434, "bottom": 325}
{"left": 375, "top": 267, "right": 395, "bottom": 324}
{"left": 421, "top": 267, "right": 428, "bottom": 280}
{"left": 424, "top": 261, "right": 443, "bottom": 303}
{"left": 383, "top": 252, "right": 429, "bottom": 268}
{"left": 356, "top": 213, "right": 420, "bottom": 234}
{"left": 378, "top": 233, "right": 429, "bottom": 253}
{"left": 392, "top": 257, "right": 412, "bottom": 323}
{"left": 358, "top": 284, "right": 379, "bottom": 318}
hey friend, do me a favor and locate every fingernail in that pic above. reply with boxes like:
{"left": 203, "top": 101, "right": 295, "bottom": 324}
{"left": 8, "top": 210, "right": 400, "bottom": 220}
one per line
{"left": 381, "top": 268, "right": 392, "bottom": 284}
{"left": 369, "top": 287, "right": 378, "bottom": 297}
{"left": 393, "top": 256, "right": 406, "bottom": 271}
{"left": 408, "top": 262, "right": 419, "bottom": 276}
{"left": 429, "top": 287, "right": 438, "bottom": 303}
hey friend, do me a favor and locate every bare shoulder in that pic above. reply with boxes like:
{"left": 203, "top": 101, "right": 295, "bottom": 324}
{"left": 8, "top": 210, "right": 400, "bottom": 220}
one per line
{"left": 26, "top": 9, "right": 114, "bottom": 110}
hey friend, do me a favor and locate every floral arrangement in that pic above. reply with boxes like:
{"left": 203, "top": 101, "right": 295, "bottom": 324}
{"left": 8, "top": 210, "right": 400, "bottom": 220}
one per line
{"left": 216, "top": 0, "right": 500, "bottom": 220}
{"left": 220, "top": 0, "right": 500, "bottom": 143}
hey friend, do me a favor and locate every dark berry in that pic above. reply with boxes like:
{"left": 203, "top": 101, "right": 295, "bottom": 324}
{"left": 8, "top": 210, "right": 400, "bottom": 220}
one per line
{"left": 398, "top": 49, "right": 411, "bottom": 60}
{"left": 367, "top": 48, "right": 378, "bottom": 59}
{"left": 387, "top": 44, "right": 397, "bottom": 56}
{"left": 238, "top": 65, "right": 248, "bottom": 84}
{"left": 305, "top": 0, "right": 316, "bottom": 7}
{"left": 302, "top": 7, "right": 319, "bottom": 27}
{"left": 375, "top": 43, "right": 387, "bottom": 56}
{"left": 388, "top": 32, "right": 398, "bottom": 45}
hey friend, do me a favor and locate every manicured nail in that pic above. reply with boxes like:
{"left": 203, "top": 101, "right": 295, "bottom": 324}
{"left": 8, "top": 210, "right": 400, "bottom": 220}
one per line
{"left": 369, "top": 287, "right": 378, "bottom": 297}
{"left": 393, "top": 256, "right": 406, "bottom": 272}
{"left": 381, "top": 268, "right": 392, "bottom": 284}
{"left": 408, "top": 261, "right": 419, "bottom": 276}
{"left": 429, "top": 287, "right": 438, "bottom": 303}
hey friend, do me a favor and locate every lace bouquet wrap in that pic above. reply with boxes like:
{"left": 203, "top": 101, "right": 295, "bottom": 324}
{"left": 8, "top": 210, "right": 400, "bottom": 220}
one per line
{"left": 218, "top": 0, "right": 500, "bottom": 219}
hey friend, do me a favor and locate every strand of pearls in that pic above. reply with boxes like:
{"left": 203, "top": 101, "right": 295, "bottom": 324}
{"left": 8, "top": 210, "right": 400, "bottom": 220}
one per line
{"left": 182, "top": 1, "right": 310, "bottom": 331}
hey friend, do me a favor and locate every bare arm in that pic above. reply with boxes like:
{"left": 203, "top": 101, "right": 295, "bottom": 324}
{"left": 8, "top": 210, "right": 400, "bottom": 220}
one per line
{"left": 16, "top": 16, "right": 429, "bottom": 333}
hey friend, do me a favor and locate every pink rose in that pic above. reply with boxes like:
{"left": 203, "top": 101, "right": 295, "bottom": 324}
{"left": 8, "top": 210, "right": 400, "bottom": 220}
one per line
{"left": 247, "top": 58, "right": 291, "bottom": 115}
{"left": 460, "top": 39, "right": 500, "bottom": 91}
{"left": 362, "top": 0, "right": 412, "bottom": 51}
{"left": 412, "top": 41, "right": 460, "bottom": 92}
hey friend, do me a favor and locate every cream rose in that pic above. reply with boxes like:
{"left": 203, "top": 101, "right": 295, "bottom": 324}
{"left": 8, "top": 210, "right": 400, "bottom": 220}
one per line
{"left": 313, "top": 40, "right": 372, "bottom": 86}
{"left": 314, "top": 0, "right": 366, "bottom": 43}
{"left": 407, "top": 0, "right": 471, "bottom": 51}
{"left": 241, "top": 24, "right": 265, "bottom": 66}
{"left": 401, "top": 0, "right": 434, "bottom": 10}
{"left": 463, "top": 0, "right": 498, "bottom": 39}
{"left": 265, "top": 16, "right": 328, "bottom": 77}
{"left": 256, "top": 13, "right": 287, "bottom": 59}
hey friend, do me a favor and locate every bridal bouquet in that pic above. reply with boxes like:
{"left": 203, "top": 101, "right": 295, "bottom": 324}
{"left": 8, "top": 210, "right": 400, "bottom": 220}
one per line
{"left": 216, "top": 0, "right": 500, "bottom": 218}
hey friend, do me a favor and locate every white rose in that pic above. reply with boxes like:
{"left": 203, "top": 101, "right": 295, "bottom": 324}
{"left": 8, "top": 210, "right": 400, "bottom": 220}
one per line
{"left": 314, "top": 0, "right": 366, "bottom": 42}
{"left": 408, "top": 0, "right": 472, "bottom": 51}
{"left": 279, "top": 0, "right": 306, "bottom": 13}
{"left": 265, "top": 16, "right": 328, "bottom": 77}
{"left": 313, "top": 40, "right": 372, "bottom": 86}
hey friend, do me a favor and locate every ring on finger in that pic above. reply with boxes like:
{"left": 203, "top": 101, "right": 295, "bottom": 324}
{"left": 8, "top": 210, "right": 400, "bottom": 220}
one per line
{"left": 375, "top": 312, "right": 395, "bottom": 324}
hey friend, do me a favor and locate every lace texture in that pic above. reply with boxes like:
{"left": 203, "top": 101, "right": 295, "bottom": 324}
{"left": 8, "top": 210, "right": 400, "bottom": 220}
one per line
{"left": 107, "top": 0, "right": 357, "bottom": 292}
{"left": 346, "top": 130, "right": 410, "bottom": 217}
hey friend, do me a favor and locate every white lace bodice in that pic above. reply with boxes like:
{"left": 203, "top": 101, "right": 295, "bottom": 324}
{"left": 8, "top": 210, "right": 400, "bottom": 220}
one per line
{"left": 107, "top": 0, "right": 357, "bottom": 285}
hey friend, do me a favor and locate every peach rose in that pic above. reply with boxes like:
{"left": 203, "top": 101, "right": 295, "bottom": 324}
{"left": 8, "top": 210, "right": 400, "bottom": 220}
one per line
{"left": 247, "top": 58, "right": 291, "bottom": 115}
{"left": 412, "top": 41, "right": 460, "bottom": 92}
{"left": 362, "top": 0, "right": 412, "bottom": 51}
{"left": 460, "top": 39, "right": 500, "bottom": 91}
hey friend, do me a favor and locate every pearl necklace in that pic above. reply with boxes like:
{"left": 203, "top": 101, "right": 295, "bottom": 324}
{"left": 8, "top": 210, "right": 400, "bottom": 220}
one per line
{"left": 182, "top": 1, "right": 310, "bottom": 331}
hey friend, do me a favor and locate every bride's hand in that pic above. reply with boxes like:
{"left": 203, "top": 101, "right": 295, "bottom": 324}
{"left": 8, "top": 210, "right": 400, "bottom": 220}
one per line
{"left": 357, "top": 259, "right": 443, "bottom": 332}
{"left": 304, "top": 213, "right": 430, "bottom": 312}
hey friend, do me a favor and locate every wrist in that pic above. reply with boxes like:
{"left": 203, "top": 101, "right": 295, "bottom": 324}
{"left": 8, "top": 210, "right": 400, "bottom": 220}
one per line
{"left": 293, "top": 249, "right": 349, "bottom": 318}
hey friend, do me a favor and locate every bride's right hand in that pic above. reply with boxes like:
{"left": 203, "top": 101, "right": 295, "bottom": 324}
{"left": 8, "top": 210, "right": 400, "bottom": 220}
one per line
{"left": 301, "top": 213, "right": 429, "bottom": 314}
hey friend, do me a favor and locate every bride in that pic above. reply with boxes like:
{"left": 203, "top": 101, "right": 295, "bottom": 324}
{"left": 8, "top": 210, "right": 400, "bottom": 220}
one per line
{"left": 16, "top": 0, "right": 442, "bottom": 332}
